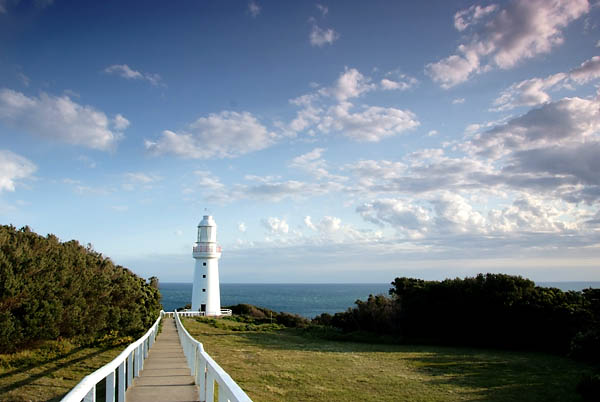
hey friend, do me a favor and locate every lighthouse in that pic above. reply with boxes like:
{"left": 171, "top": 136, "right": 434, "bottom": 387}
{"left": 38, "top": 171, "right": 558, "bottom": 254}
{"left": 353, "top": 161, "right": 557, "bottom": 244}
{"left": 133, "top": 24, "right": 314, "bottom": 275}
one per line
{"left": 191, "top": 215, "right": 222, "bottom": 315}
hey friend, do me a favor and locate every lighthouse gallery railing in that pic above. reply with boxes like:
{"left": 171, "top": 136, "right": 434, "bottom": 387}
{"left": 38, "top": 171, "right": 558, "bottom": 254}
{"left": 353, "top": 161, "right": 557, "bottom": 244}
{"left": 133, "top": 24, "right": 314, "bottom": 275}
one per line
{"left": 175, "top": 311, "right": 252, "bottom": 402}
{"left": 60, "top": 311, "right": 164, "bottom": 402}
{"left": 193, "top": 244, "right": 222, "bottom": 253}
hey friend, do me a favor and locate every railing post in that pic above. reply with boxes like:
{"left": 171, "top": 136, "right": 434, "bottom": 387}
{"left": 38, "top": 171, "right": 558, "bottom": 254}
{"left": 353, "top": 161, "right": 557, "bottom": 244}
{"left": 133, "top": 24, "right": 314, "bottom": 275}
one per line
{"left": 139, "top": 344, "right": 143, "bottom": 371}
{"left": 197, "top": 353, "right": 207, "bottom": 402}
{"left": 83, "top": 385, "right": 96, "bottom": 402}
{"left": 191, "top": 345, "right": 197, "bottom": 377}
{"left": 127, "top": 351, "right": 134, "bottom": 387}
{"left": 218, "top": 384, "right": 230, "bottom": 402}
{"left": 118, "top": 361, "right": 125, "bottom": 402}
{"left": 206, "top": 371, "right": 215, "bottom": 402}
{"left": 105, "top": 371, "right": 115, "bottom": 402}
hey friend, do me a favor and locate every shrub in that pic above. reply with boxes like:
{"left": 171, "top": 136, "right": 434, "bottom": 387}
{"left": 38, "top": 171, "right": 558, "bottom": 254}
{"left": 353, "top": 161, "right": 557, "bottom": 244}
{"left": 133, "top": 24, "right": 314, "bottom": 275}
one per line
{"left": 576, "top": 374, "right": 600, "bottom": 402}
{"left": 0, "top": 225, "right": 161, "bottom": 352}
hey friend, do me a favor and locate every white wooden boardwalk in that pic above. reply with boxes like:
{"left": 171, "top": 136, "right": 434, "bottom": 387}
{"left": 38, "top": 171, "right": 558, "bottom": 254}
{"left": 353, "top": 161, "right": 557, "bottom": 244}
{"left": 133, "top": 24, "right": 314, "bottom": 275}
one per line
{"left": 126, "top": 318, "right": 199, "bottom": 402}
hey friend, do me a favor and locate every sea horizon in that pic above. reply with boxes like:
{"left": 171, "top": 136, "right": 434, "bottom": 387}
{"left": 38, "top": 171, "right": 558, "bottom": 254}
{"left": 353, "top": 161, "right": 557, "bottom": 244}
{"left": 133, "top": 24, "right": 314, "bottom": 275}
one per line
{"left": 158, "top": 281, "right": 600, "bottom": 317}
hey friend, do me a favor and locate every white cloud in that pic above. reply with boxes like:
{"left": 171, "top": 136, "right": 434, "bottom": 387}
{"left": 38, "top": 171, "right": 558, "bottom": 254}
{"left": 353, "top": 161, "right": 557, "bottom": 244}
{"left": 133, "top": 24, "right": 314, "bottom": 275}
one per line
{"left": 123, "top": 172, "right": 161, "bottom": 191}
{"left": 316, "top": 4, "right": 328, "bottom": 16}
{"left": 0, "top": 89, "right": 125, "bottom": 150}
{"left": 492, "top": 73, "right": 568, "bottom": 111}
{"left": 287, "top": 93, "right": 323, "bottom": 134}
{"left": 492, "top": 56, "right": 600, "bottom": 111}
{"left": 262, "top": 217, "right": 289, "bottom": 234}
{"left": 380, "top": 74, "right": 418, "bottom": 91}
{"left": 193, "top": 173, "right": 345, "bottom": 204}
{"left": 345, "top": 160, "right": 406, "bottom": 187}
{"left": 317, "top": 215, "right": 341, "bottom": 233}
{"left": 427, "top": 0, "right": 589, "bottom": 88}
{"left": 452, "top": 98, "right": 465, "bottom": 104}
{"left": 429, "top": 192, "right": 486, "bottom": 234}
{"left": 357, "top": 198, "right": 431, "bottom": 239}
{"left": 454, "top": 4, "right": 498, "bottom": 31}
{"left": 569, "top": 55, "right": 600, "bottom": 84}
{"left": 289, "top": 147, "right": 346, "bottom": 180}
{"left": 146, "top": 111, "right": 276, "bottom": 159}
{"left": 0, "top": 150, "right": 36, "bottom": 192}
{"left": 238, "top": 222, "right": 247, "bottom": 232}
{"left": 125, "top": 172, "right": 158, "bottom": 184}
{"left": 104, "top": 64, "right": 163, "bottom": 86}
{"left": 304, "top": 216, "right": 316, "bottom": 230}
{"left": 285, "top": 68, "right": 419, "bottom": 143}
{"left": 113, "top": 114, "right": 130, "bottom": 130}
{"left": 428, "top": 130, "right": 438, "bottom": 136}
{"left": 328, "top": 68, "right": 375, "bottom": 102}
{"left": 319, "top": 102, "right": 419, "bottom": 142}
{"left": 248, "top": 1, "right": 260, "bottom": 17}
{"left": 194, "top": 170, "right": 226, "bottom": 192}
{"left": 425, "top": 49, "right": 481, "bottom": 89}
{"left": 309, "top": 23, "right": 339, "bottom": 47}
{"left": 469, "top": 97, "right": 600, "bottom": 159}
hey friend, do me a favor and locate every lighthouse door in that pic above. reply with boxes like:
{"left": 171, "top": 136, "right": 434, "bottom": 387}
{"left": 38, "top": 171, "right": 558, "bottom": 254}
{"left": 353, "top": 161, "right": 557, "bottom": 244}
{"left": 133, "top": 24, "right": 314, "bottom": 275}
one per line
{"left": 200, "top": 304, "right": 206, "bottom": 313}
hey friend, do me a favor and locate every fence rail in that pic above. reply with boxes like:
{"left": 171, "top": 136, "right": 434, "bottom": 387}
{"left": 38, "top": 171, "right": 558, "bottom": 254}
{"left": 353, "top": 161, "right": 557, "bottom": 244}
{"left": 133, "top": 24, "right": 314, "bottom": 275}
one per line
{"left": 175, "top": 311, "right": 252, "bottom": 402}
{"left": 60, "top": 311, "right": 165, "bottom": 402}
{"left": 178, "top": 309, "right": 232, "bottom": 317}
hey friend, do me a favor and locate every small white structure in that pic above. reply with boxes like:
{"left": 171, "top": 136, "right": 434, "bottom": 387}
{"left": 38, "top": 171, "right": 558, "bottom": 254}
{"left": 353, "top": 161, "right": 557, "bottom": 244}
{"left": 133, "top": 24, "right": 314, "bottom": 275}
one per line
{"left": 191, "top": 215, "right": 223, "bottom": 315}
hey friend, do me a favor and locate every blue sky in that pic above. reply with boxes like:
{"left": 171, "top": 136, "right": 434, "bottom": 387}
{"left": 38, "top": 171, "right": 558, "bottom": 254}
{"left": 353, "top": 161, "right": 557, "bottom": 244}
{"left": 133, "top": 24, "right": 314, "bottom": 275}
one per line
{"left": 1, "top": 0, "right": 600, "bottom": 283}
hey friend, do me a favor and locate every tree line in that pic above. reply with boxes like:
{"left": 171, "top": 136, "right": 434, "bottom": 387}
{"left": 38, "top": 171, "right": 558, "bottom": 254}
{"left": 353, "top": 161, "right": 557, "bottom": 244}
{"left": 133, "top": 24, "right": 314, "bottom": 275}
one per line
{"left": 313, "top": 273, "right": 599, "bottom": 363}
{"left": 0, "top": 225, "right": 162, "bottom": 352}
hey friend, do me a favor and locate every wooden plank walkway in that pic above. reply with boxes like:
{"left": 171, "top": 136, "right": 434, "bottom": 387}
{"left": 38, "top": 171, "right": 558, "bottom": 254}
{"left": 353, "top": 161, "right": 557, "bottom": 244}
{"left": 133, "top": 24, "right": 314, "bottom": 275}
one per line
{"left": 126, "top": 317, "right": 199, "bottom": 402}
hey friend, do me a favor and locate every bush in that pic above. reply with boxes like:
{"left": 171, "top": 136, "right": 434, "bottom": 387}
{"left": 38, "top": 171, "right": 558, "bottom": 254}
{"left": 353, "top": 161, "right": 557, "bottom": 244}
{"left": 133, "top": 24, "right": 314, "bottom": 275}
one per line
{"left": 319, "top": 273, "right": 598, "bottom": 355}
{"left": 0, "top": 225, "right": 161, "bottom": 352}
{"left": 576, "top": 374, "right": 600, "bottom": 401}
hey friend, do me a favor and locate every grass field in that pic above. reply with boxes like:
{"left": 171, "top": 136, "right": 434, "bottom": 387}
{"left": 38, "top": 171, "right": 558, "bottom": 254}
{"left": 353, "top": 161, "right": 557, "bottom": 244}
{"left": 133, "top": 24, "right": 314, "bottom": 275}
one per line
{"left": 0, "top": 338, "right": 128, "bottom": 402}
{"left": 182, "top": 317, "right": 591, "bottom": 402}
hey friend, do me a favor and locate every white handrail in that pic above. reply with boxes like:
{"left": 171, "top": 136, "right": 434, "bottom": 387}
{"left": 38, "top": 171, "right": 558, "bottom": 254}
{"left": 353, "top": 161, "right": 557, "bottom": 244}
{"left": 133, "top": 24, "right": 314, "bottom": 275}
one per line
{"left": 177, "top": 309, "right": 232, "bottom": 317}
{"left": 175, "top": 311, "right": 252, "bottom": 402}
{"left": 60, "top": 311, "right": 165, "bottom": 402}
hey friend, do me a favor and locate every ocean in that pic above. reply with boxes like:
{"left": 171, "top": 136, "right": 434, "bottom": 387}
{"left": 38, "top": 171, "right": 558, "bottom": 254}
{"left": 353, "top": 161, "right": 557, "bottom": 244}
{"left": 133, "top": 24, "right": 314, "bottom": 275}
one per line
{"left": 159, "top": 281, "right": 600, "bottom": 318}
{"left": 159, "top": 283, "right": 390, "bottom": 318}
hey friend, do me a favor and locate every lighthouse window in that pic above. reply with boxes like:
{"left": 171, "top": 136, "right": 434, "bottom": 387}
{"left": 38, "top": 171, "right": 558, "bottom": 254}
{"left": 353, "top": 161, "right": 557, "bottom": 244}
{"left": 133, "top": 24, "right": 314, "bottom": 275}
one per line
{"left": 202, "top": 274, "right": 206, "bottom": 278}
{"left": 203, "top": 262, "right": 206, "bottom": 266}
{"left": 202, "top": 289, "right": 206, "bottom": 292}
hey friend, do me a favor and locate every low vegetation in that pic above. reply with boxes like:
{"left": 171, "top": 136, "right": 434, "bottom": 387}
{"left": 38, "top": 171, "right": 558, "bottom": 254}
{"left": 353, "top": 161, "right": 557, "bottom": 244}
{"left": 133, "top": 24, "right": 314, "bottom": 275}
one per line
{"left": 0, "top": 336, "right": 131, "bottom": 402}
{"left": 182, "top": 314, "right": 592, "bottom": 401}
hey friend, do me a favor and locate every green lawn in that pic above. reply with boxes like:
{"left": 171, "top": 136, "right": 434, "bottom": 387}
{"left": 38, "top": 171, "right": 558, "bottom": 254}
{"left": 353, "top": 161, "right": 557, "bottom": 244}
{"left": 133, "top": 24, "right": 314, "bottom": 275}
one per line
{"left": 182, "top": 317, "right": 591, "bottom": 402}
{"left": 0, "top": 338, "right": 127, "bottom": 402}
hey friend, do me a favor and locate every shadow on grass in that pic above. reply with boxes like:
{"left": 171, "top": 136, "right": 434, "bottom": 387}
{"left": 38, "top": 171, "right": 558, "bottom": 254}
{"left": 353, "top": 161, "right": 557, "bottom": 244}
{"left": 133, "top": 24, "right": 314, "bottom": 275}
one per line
{"left": 0, "top": 346, "right": 114, "bottom": 398}
{"left": 0, "top": 345, "right": 88, "bottom": 381}
{"left": 187, "top": 321, "right": 590, "bottom": 402}
{"left": 401, "top": 353, "right": 587, "bottom": 402}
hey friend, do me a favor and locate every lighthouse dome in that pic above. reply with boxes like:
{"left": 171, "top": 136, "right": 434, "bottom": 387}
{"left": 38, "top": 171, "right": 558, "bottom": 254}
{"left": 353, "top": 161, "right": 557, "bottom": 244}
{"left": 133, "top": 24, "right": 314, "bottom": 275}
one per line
{"left": 197, "top": 215, "right": 217, "bottom": 243}
{"left": 198, "top": 215, "right": 216, "bottom": 227}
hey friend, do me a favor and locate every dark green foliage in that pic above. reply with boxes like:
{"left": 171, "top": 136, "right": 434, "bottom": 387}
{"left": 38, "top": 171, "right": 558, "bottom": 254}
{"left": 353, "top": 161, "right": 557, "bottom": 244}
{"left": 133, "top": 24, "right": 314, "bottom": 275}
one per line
{"left": 227, "top": 303, "right": 310, "bottom": 328}
{"left": 576, "top": 373, "right": 600, "bottom": 401}
{"left": 314, "top": 273, "right": 599, "bottom": 357}
{"left": 0, "top": 225, "right": 161, "bottom": 352}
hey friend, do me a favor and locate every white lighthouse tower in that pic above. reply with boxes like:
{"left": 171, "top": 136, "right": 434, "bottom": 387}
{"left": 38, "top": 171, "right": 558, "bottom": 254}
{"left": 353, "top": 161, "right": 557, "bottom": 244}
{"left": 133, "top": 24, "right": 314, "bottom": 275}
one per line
{"left": 191, "top": 215, "right": 222, "bottom": 315}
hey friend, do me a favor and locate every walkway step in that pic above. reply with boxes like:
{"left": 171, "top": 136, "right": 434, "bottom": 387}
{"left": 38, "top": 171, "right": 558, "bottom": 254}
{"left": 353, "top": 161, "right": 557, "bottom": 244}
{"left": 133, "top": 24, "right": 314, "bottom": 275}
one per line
{"left": 126, "top": 318, "right": 199, "bottom": 402}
